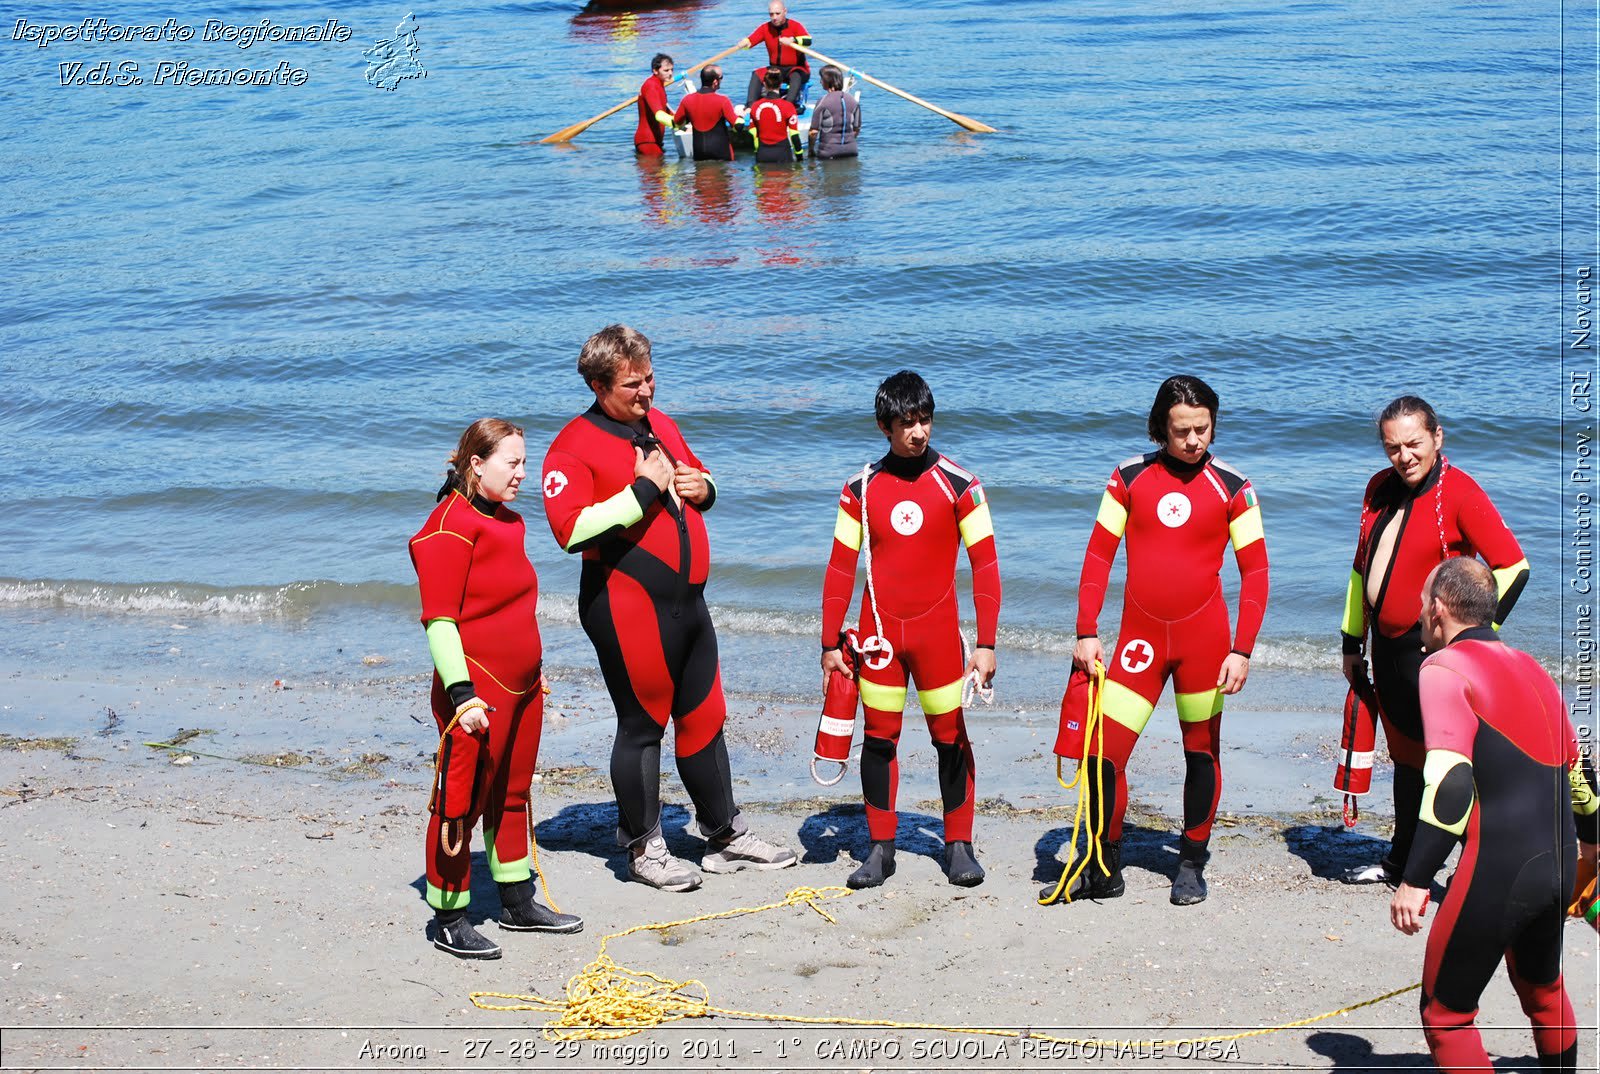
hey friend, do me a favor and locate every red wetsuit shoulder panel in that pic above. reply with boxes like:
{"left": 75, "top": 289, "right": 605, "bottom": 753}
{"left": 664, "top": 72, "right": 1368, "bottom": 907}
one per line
{"left": 409, "top": 492, "right": 541, "bottom": 689}
{"left": 750, "top": 97, "right": 797, "bottom": 144}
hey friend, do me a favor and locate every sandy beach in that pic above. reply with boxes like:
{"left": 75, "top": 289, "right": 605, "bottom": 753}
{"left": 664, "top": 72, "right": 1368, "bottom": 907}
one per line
{"left": 1, "top": 665, "right": 1594, "bottom": 1074}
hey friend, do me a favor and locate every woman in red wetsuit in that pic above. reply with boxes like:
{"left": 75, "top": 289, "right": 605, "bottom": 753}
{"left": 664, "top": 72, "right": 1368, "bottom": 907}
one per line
{"left": 409, "top": 419, "right": 581, "bottom": 959}
{"left": 1338, "top": 396, "right": 1529, "bottom": 885}
{"left": 1064, "top": 375, "right": 1269, "bottom": 906}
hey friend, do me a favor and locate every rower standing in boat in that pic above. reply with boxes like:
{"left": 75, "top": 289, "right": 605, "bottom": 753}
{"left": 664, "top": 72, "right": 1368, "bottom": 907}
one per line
{"left": 672, "top": 66, "right": 739, "bottom": 162}
{"left": 808, "top": 65, "right": 860, "bottom": 159}
{"left": 750, "top": 69, "right": 803, "bottom": 162}
{"left": 739, "top": 1, "right": 811, "bottom": 109}
{"left": 634, "top": 53, "right": 677, "bottom": 157}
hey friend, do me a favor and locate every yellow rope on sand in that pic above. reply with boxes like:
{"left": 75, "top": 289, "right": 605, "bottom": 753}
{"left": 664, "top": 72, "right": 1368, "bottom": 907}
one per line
{"left": 1039, "top": 661, "right": 1109, "bottom": 905}
{"left": 472, "top": 882, "right": 1419, "bottom": 1046}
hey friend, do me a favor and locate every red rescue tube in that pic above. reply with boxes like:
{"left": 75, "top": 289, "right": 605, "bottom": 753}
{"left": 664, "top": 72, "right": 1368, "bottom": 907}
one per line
{"left": 812, "top": 631, "right": 860, "bottom": 786}
{"left": 1334, "top": 680, "right": 1378, "bottom": 797}
{"left": 1054, "top": 666, "right": 1093, "bottom": 760}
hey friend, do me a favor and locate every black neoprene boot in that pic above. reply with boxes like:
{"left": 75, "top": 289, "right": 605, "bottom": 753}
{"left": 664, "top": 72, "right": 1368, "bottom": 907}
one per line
{"left": 1170, "top": 836, "right": 1210, "bottom": 906}
{"left": 847, "top": 840, "right": 896, "bottom": 889}
{"left": 497, "top": 880, "right": 583, "bottom": 934}
{"left": 1059, "top": 839, "right": 1125, "bottom": 901}
{"left": 943, "top": 841, "right": 985, "bottom": 887}
{"left": 433, "top": 910, "right": 502, "bottom": 959}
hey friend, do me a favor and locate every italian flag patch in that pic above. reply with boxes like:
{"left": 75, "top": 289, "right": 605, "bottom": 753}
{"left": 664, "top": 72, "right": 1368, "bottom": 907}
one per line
{"left": 1243, "top": 488, "right": 1258, "bottom": 508}
{"left": 970, "top": 486, "right": 986, "bottom": 506}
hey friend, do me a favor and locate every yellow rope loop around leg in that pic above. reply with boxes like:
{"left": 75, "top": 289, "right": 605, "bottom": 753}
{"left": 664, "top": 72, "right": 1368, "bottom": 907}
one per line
{"left": 1040, "top": 662, "right": 1107, "bottom": 906}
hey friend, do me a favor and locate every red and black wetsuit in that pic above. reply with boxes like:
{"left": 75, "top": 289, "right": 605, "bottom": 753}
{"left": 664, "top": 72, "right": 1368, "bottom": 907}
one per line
{"left": 750, "top": 95, "right": 801, "bottom": 163}
{"left": 821, "top": 449, "right": 1001, "bottom": 844}
{"left": 409, "top": 489, "right": 544, "bottom": 910}
{"left": 1340, "top": 457, "right": 1529, "bottom": 874}
{"left": 1406, "top": 627, "right": 1598, "bottom": 1072}
{"left": 634, "top": 74, "right": 670, "bottom": 156}
{"left": 1075, "top": 450, "right": 1268, "bottom": 848}
{"left": 673, "top": 89, "right": 738, "bottom": 161}
{"left": 541, "top": 403, "right": 740, "bottom": 848}
{"left": 744, "top": 18, "right": 810, "bottom": 106}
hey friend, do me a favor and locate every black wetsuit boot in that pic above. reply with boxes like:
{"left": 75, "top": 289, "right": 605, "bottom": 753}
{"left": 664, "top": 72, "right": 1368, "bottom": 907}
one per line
{"left": 433, "top": 910, "right": 502, "bottom": 959}
{"left": 1058, "top": 839, "right": 1125, "bottom": 900}
{"left": 944, "top": 841, "right": 985, "bottom": 887}
{"left": 1170, "top": 836, "right": 1210, "bottom": 906}
{"left": 847, "top": 840, "right": 896, "bottom": 889}
{"left": 498, "top": 880, "right": 584, "bottom": 934}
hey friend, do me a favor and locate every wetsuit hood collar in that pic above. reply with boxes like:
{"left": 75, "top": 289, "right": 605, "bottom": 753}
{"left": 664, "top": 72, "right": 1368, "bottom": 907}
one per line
{"left": 1157, "top": 448, "right": 1210, "bottom": 475}
{"left": 1390, "top": 455, "right": 1446, "bottom": 500}
{"left": 878, "top": 446, "right": 939, "bottom": 480}
{"left": 584, "top": 400, "right": 654, "bottom": 441}
{"left": 1447, "top": 623, "right": 1501, "bottom": 647}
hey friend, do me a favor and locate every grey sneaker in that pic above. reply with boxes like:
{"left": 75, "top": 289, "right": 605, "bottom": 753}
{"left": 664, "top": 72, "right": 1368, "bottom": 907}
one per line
{"left": 628, "top": 836, "right": 702, "bottom": 892}
{"left": 701, "top": 830, "right": 798, "bottom": 874}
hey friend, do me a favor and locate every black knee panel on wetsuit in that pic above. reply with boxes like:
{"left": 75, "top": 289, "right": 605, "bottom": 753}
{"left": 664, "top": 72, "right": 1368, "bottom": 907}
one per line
{"left": 861, "top": 735, "right": 896, "bottom": 812}
{"left": 1182, "top": 750, "right": 1218, "bottom": 832}
{"left": 933, "top": 739, "right": 972, "bottom": 812}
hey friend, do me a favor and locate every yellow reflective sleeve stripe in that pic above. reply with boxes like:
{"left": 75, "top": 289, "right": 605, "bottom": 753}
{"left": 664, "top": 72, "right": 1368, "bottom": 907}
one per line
{"left": 1175, "top": 688, "right": 1223, "bottom": 723}
{"left": 565, "top": 486, "right": 646, "bottom": 551}
{"left": 1493, "top": 559, "right": 1530, "bottom": 596}
{"left": 1100, "top": 679, "right": 1156, "bottom": 736}
{"left": 958, "top": 502, "right": 994, "bottom": 548}
{"left": 1094, "top": 490, "right": 1128, "bottom": 539}
{"left": 1340, "top": 569, "right": 1366, "bottom": 638}
{"left": 1228, "top": 505, "right": 1264, "bottom": 550}
{"left": 917, "top": 679, "right": 964, "bottom": 716}
{"left": 1419, "top": 749, "right": 1474, "bottom": 836}
{"left": 484, "top": 830, "right": 531, "bottom": 883}
{"left": 425, "top": 619, "right": 470, "bottom": 687}
{"left": 833, "top": 505, "right": 863, "bottom": 551}
{"left": 1571, "top": 764, "right": 1600, "bottom": 816}
{"left": 858, "top": 679, "right": 906, "bottom": 712}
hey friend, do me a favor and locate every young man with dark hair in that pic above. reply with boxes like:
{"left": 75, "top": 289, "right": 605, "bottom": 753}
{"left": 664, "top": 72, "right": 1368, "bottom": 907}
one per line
{"left": 820, "top": 370, "right": 1001, "bottom": 888}
{"left": 1062, "top": 374, "right": 1269, "bottom": 906}
{"left": 634, "top": 53, "right": 677, "bottom": 157}
{"left": 1392, "top": 556, "right": 1597, "bottom": 1073}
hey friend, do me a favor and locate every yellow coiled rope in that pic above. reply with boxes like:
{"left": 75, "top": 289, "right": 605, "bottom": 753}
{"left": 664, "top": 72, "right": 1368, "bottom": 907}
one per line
{"left": 1039, "top": 661, "right": 1108, "bottom": 905}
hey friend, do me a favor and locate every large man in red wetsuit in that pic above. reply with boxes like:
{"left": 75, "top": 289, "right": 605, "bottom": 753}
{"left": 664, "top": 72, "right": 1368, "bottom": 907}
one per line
{"left": 1340, "top": 396, "right": 1529, "bottom": 885}
{"left": 820, "top": 371, "right": 1001, "bottom": 889}
{"left": 1064, "top": 375, "right": 1268, "bottom": 906}
{"left": 1390, "top": 557, "right": 1597, "bottom": 1074}
{"left": 672, "top": 65, "right": 739, "bottom": 161}
{"left": 541, "top": 325, "right": 795, "bottom": 892}
{"left": 740, "top": 0, "right": 811, "bottom": 108}
{"left": 749, "top": 71, "right": 803, "bottom": 163}
{"left": 634, "top": 53, "right": 677, "bottom": 156}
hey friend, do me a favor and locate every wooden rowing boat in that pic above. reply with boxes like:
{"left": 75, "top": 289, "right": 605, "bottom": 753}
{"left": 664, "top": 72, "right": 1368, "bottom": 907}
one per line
{"left": 671, "top": 76, "right": 861, "bottom": 161}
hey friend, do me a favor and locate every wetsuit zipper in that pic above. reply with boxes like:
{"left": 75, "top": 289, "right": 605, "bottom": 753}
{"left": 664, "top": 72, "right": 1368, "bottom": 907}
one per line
{"left": 644, "top": 430, "right": 692, "bottom": 619}
{"left": 1366, "top": 492, "right": 1414, "bottom": 639}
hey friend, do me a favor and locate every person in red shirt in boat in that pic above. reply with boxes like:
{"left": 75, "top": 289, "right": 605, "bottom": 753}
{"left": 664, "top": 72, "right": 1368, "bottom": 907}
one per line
{"left": 634, "top": 53, "right": 677, "bottom": 157}
{"left": 739, "top": 0, "right": 811, "bottom": 109}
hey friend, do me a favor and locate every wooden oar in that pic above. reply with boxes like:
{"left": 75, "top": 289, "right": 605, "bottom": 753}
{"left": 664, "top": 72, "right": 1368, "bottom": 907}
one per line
{"left": 788, "top": 42, "right": 997, "bottom": 134}
{"left": 540, "top": 41, "right": 748, "bottom": 144}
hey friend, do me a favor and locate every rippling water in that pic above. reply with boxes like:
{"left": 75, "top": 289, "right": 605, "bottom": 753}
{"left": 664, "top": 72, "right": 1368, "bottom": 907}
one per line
{"left": 1, "top": 0, "right": 1575, "bottom": 704}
